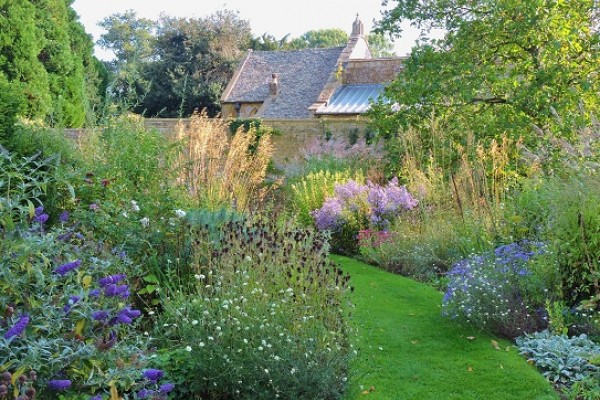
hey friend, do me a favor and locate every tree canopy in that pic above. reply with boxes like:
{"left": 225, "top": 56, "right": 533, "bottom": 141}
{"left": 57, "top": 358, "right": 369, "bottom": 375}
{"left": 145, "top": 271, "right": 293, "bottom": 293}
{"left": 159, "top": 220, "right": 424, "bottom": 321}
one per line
{"left": 0, "top": 0, "right": 101, "bottom": 135}
{"left": 371, "top": 0, "right": 600, "bottom": 146}
{"left": 99, "top": 9, "right": 251, "bottom": 117}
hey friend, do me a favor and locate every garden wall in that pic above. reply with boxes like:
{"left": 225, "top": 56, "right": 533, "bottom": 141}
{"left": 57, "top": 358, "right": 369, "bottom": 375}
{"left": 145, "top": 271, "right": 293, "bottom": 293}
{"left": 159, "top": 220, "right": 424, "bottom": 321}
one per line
{"left": 66, "top": 117, "right": 373, "bottom": 166}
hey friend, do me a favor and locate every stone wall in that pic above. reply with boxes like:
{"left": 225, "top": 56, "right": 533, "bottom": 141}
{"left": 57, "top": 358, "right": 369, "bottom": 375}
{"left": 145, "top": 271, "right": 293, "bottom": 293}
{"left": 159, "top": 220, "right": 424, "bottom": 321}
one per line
{"left": 343, "top": 58, "right": 405, "bottom": 84}
{"left": 65, "top": 117, "right": 373, "bottom": 166}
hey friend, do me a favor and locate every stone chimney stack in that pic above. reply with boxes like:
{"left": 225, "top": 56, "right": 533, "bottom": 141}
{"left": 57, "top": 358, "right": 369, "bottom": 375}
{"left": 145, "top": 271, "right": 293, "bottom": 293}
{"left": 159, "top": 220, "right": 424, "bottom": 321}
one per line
{"left": 269, "top": 73, "right": 279, "bottom": 96}
{"left": 352, "top": 14, "right": 364, "bottom": 36}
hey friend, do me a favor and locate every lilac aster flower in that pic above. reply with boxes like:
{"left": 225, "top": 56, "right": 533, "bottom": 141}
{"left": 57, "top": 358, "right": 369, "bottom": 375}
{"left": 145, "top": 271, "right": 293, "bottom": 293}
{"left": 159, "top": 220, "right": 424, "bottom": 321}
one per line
{"left": 47, "top": 380, "right": 72, "bottom": 390}
{"left": 159, "top": 383, "right": 175, "bottom": 393}
{"left": 59, "top": 211, "right": 70, "bottom": 223}
{"left": 3, "top": 314, "right": 30, "bottom": 339}
{"left": 98, "top": 274, "right": 127, "bottom": 287}
{"left": 54, "top": 260, "right": 81, "bottom": 276}
{"left": 63, "top": 295, "right": 81, "bottom": 314}
{"left": 143, "top": 369, "right": 164, "bottom": 382}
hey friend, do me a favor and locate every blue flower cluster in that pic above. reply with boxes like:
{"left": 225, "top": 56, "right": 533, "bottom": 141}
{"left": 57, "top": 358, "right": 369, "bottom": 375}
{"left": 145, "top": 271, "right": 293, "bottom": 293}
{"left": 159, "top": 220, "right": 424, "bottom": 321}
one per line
{"left": 442, "top": 241, "right": 548, "bottom": 338}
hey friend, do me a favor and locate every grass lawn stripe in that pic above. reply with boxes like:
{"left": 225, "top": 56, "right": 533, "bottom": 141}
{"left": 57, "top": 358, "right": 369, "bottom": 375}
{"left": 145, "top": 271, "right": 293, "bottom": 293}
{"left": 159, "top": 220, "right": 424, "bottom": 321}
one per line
{"left": 333, "top": 255, "right": 558, "bottom": 400}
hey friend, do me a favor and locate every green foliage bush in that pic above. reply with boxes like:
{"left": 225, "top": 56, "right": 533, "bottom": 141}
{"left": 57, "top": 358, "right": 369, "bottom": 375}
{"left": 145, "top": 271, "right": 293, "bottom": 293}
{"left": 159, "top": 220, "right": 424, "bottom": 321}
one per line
{"left": 152, "top": 217, "right": 353, "bottom": 399}
{"left": 516, "top": 330, "right": 600, "bottom": 387}
{"left": 505, "top": 173, "right": 600, "bottom": 335}
{"left": 0, "top": 153, "right": 169, "bottom": 399}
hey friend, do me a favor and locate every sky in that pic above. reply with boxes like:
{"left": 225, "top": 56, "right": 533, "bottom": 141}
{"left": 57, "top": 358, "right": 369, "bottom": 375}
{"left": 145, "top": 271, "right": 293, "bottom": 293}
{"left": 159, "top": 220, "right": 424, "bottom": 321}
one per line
{"left": 71, "top": 0, "right": 427, "bottom": 61}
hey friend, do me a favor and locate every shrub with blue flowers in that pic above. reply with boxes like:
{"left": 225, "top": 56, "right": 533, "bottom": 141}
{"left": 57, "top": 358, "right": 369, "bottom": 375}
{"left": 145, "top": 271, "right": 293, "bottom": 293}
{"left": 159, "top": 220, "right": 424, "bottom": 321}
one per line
{"left": 442, "top": 241, "right": 550, "bottom": 339}
{"left": 0, "top": 200, "right": 172, "bottom": 399}
{"left": 311, "top": 178, "right": 417, "bottom": 254}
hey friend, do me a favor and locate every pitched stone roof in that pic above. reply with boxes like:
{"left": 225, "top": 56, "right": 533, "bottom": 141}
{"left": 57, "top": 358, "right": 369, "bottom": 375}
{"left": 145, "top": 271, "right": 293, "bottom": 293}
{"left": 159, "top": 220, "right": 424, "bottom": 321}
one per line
{"left": 221, "top": 47, "right": 344, "bottom": 119}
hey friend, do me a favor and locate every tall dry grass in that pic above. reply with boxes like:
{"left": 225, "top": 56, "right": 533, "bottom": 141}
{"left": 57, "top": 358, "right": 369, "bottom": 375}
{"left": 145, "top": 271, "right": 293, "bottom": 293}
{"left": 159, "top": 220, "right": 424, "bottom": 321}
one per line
{"left": 176, "top": 112, "right": 274, "bottom": 211}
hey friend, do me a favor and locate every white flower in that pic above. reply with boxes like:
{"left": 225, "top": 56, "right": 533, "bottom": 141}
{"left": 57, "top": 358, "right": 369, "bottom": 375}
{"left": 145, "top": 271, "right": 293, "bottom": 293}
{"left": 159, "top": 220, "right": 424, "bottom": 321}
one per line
{"left": 140, "top": 217, "right": 150, "bottom": 228}
{"left": 192, "top": 320, "right": 199, "bottom": 326}
{"left": 130, "top": 200, "right": 140, "bottom": 212}
{"left": 199, "top": 342, "right": 205, "bottom": 347}
{"left": 121, "top": 211, "right": 128, "bottom": 218}
{"left": 195, "top": 274, "right": 206, "bottom": 280}
{"left": 290, "top": 368, "right": 296, "bottom": 375}
{"left": 185, "top": 346, "right": 192, "bottom": 352}
{"left": 174, "top": 209, "right": 186, "bottom": 218}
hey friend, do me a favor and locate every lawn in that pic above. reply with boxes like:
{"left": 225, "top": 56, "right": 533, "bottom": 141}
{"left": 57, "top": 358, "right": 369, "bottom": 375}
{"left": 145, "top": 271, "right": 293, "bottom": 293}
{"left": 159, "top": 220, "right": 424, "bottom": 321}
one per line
{"left": 334, "top": 255, "right": 559, "bottom": 400}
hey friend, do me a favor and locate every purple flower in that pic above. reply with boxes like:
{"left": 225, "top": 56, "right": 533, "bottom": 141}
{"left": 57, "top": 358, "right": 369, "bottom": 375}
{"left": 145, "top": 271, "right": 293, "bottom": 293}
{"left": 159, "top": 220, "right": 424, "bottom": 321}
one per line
{"left": 34, "top": 213, "right": 49, "bottom": 224}
{"left": 92, "top": 310, "right": 109, "bottom": 321}
{"left": 110, "top": 306, "right": 141, "bottom": 326}
{"left": 89, "top": 395, "right": 103, "bottom": 400}
{"left": 104, "top": 284, "right": 129, "bottom": 298}
{"left": 54, "top": 260, "right": 81, "bottom": 276}
{"left": 89, "top": 203, "right": 99, "bottom": 211}
{"left": 311, "top": 197, "right": 344, "bottom": 231}
{"left": 34, "top": 206, "right": 44, "bottom": 216}
{"left": 47, "top": 380, "right": 72, "bottom": 390}
{"left": 63, "top": 295, "right": 81, "bottom": 314}
{"left": 98, "top": 274, "right": 127, "bottom": 287}
{"left": 159, "top": 383, "right": 175, "bottom": 393}
{"left": 143, "top": 369, "right": 164, "bottom": 382}
{"left": 59, "top": 211, "right": 70, "bottom": 223}
{"left": 3, "top": 314, "right": 30, "bottom": 339}
{"left": 137, "top": 389, "right": 153, "bottom": 399}
{"left": 89, "top": 289, "right": 101, "bottom": 298}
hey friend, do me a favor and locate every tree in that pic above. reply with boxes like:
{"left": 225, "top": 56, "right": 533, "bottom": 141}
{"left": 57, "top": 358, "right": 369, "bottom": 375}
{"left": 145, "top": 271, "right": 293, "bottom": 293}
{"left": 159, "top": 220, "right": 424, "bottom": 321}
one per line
{"left": 371, "top": 0, "right": 600, "bottom": 147}
{"left": 138, "top": 10, "right": 252, "bottom": 117}
{"left": 0, "top": 0, "right": 100, "bottom": 137}
{"left": 250, "top": 33, "right": 291, "bottom": 51}
{"left": 288, "top": 28, "right": 348, "bottom": 49}
{"left": 98, "top": 10, "right": 156, "bottom": 109}
{"left": 367, "top": 32, "right": 396, "bottom": 57}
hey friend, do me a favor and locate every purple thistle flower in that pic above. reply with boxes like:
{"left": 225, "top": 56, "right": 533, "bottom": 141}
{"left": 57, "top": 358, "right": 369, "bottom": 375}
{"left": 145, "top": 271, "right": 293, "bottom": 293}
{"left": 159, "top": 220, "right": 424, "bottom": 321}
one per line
{"left": 143, "top": 369, "right": 164, "bottom": 382}
{"left": 47, "top": 380, "right": 72, "bottom": 391}
{"left": 98, "top": 274, "right": 127, "bottom": 287}
{"left": 3, "top": 314, "right": 30, "bottom": 339}
{"left": 54, "top": 260, "right": 81, "bottom": 276}
{"left": 63, "top": 295, "right": 81, "bottom": 314}
{"left": 159, "top": 383, "right": 175, "bottom": 393}
{"left": 59, "top": 211, "right": 70, "bottom": 223}
{"left": 92, "top": 310, "right": 109, "bottom": 321}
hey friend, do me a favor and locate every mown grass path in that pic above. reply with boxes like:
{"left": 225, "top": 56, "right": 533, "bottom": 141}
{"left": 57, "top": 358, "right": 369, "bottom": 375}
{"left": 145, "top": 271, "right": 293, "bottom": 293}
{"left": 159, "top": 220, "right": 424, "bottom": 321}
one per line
{"left": 333, "top": 255, "right": 558, "bottom": 400}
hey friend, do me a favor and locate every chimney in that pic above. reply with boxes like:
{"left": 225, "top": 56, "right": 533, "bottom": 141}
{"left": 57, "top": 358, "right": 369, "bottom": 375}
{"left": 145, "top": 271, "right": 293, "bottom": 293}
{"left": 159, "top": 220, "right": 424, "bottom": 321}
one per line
{"left": 352, "top": 13, "right": 364, "bottom": 36}
{"left": 269, "top": 73, "right": 279, "bottom": 96}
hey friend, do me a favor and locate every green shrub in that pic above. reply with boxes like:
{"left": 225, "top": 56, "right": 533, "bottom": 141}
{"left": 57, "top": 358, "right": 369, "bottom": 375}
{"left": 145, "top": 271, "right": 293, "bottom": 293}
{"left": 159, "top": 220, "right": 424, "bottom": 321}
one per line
{"left": 504, "top": 173, "right": 600, "bottom": 330}
{"left": 0, "top": 202, "right": 164, "bottom": 399}
{"left": 152, "top": 217, "right": 353, "bottom": 399}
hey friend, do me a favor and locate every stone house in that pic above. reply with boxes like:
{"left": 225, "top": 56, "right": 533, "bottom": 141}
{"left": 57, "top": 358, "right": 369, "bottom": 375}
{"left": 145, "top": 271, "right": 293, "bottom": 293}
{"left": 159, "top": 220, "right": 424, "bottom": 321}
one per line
{"left": 220, "top": 16, "right": 404, "bottom": 120}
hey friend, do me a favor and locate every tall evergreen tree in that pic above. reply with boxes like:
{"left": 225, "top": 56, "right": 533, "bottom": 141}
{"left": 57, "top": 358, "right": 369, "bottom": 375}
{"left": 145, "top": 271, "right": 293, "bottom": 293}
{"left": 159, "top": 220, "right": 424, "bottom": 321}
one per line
{"left": 0, "top": 0, "right": 99, "bottom": 140}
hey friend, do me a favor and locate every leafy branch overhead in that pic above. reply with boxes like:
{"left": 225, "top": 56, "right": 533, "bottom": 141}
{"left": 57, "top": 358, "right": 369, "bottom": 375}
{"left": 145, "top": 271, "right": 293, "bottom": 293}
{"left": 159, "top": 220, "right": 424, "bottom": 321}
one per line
{"left": 371, "top": 0, "right": 600, "bottom": 142}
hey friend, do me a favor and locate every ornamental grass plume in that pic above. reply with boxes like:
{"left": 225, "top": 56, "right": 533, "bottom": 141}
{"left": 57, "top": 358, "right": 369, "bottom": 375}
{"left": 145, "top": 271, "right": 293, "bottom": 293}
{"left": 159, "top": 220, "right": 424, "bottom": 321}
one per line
{"left": 176, "top": 112, "right": 273, "bottom": 211}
